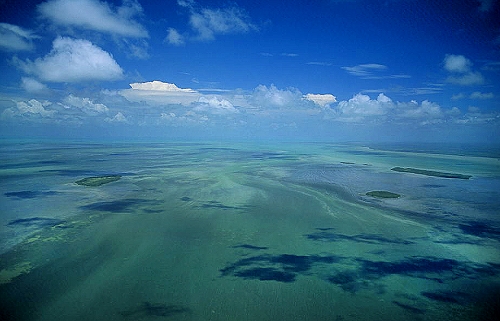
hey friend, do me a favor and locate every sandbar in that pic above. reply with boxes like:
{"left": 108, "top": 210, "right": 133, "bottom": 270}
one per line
{"left": 366, "top": 191, "right": 401, "bottom": 199}
{"left": 391, "top": 167, "right": 471, "bottom": 179}
{"left": 75, "top": 175, "right": 121, "bottom": 187}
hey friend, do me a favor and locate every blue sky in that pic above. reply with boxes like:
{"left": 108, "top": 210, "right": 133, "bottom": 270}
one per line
{"left": 0, "top": 0, "right": 499, "bottom": 142}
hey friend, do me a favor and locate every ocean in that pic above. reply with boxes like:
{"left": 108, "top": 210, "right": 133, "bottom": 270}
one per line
{"left": 1, "top": 141, "right": 499, "bottom": 320}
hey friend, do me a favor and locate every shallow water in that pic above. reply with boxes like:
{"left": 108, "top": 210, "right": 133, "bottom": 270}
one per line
{"left": 1, "top": 141, "right": 499, "bottom": 320}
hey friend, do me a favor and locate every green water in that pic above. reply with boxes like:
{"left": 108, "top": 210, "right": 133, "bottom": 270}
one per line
{"left": 1, "top": 142, "right": 499, "bottom": 320}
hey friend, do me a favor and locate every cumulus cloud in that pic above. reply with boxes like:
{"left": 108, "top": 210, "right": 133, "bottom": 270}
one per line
{"left": 443, "top": 54, "right": 472, "bottom": 73}
{"left": 194, "top": 96, "right": 238, "bottom": 114}
{"left": 2, "top": 99, "right": 56, "bottom": 119}
{"left": 177, "top": 0, "right": 257, "bottom": 41}
{"left": 121, "top": 81, "right": 200, "bottom": 106}
{"left": 304, "top": 93, "right": 337, "bottom": 107}
{"left": 396, "top": 100, "right": 443, "bottom": 120}
{"left": 165, "top": 28, "right": 185, "bottom": 46}
{"left": 38, "top": 0, "right": 148, "bottom": 38}
{"left": 443, "top": 54, "right": 484, "bottom": 86}
{"left": 335, "top": 93, "right": 393, "bottom": 121}
{"left": 105, "top": 112, "right": 127, "bottom": 123}
{"left": 0, "top": 23, "right": 39, "bottom": 51}
{"left": 252, "top": 84, "right": 303, "bottom": 108}
{"left": 21, "top": 77, "right": 48, "bottom": 93}
{"left": 60, "top": 94, "right": 109, "bottom": 115}
{"left": 18, "top": 37, "right": 124, "bottom": 82}
{"left": 331, "top": 93, "right": 463, "bottom": 125}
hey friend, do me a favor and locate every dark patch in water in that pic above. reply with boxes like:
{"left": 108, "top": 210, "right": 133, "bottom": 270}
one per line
{"left": 80, "top": 199, "right": 155, "bottom": 213}
{"left": 120, "top": 302, "right": 190, "bottom": 318}
{"left": 200, "top": 201, "right": 237, "bottom": 210}
{"left": 358, "top": 257, "right": 459, "bottom": 281}
{"left": 180, "top": 196, "right": 192, "bottom": 201}
{"left": 8, "top": 217, "right": 65, "bottom": 227}
{"left": 328, "top": 270, "right": 361, "bottom": 292}
{"left": 421, "top": 290, "right": 469, "bottom": 304}
{"left": 249, "top": 152, "right": 297, "bottom": 160}
{"left": 315, "top": 227, "right": 335, "bottom": 231}
{"left": 458, "top": 221, "right": 500, "bottom": 240}
{"left": 343, "top": 150, "right": 386, "bottom": 156}
{"left": 197, "top": 200, "right": 251, "bottom": 211}
{"left": 392, "top": 301, "right": 425, "bottom": 314}
{"left": 220, "top": 254, "right": 342, "bottom": 283}
{"left": 232, "top": 244, "right": 269, "bottom": 250}
{"left": 422, "top": 184, "right": 445, "bottom": 188}
{"left": 306, "top": 230, "right": 413, "bottom": 245}
{"left": 4, "top": 191, "right": 59, "bottom": 199}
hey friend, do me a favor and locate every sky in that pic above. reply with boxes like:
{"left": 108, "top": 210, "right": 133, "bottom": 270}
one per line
{"left": 0, "top": 0, "right": 499, "bottom": 142}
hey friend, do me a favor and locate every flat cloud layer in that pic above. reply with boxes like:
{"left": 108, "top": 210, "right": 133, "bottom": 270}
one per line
{"left": 121, "top": 81, "right": 200, "bottom": 106}
{"left": 38, "top": 0, "right": 148, "bottom": 38}
{"left": 130, "top": 81, "right": 196, "bottom": 92}
{"left": 18, "top": 37, "right": 124, "bottom": 82}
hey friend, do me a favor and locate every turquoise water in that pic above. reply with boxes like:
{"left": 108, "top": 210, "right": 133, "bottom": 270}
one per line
{"left": 1, "top": 141, "right": 499, "bottom": 320}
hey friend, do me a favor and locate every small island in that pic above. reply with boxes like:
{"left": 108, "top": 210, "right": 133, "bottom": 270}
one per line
{"left": 391, "top": 167, "right": 471, "bottom": 179}
{"left": 366, "top": 190, "right": 401, "bottom": 199}
{"left": 75, "top": 175, "right": 121, "bottom": 187}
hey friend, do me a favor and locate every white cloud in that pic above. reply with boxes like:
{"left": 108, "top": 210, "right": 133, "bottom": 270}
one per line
{"left": 179, "top": 0, "right": 257, "bottom": 41}
{"left": 2, "top": 99, "right": 56, "bottom": 119}
{"left": 252, "top": 84, "right": 302, "bottom": 108}
{"left": 330, "top": 93, "right": 464, "bottom": 125}
{"left": 61, "top": 94, "right": 109, "bottom": 115}
{"left": 195, "top": 96, "right": 238, "bottom": 114}
{"left": 130, "top": 81, "right": 196, "bottom": 92}
{"left": 335, "top": 93, "right": 393, "bottom": 121}
{"left": 105, "top": 112, "right": 127, "bottom": 123}
{"left": 443, "top": 54, "right": 472, "bottom": 73}
{"left": 443, "top": 54, "right": 484, "bottom": 86}
{"left": 342, "top": 64, "right": 387, "bottom": 77}
{"left": 446, "top": 71, "right": 484, "bottom": 86}
{"left": 165, "top": 28, "right": 185, "bottom": 46}
{"left": 0, "top": 23, "right": 39, "bottom": 51}
{"left": 21, "top": 77, "right": 48, "bottom": 93}
{"left": 18, "top": 37, "right": 124, "bottom": 82}
{"left": 38, "top": 0, "right": 148, "bottom": 38}
{"left": 304, "top": 93, "right": 337, "bottom": 107}
{"left": 342, "top": 64, "right": 410, "bottom": 79}
{"left": 306, "top": 61, "right": 332, "bottom": 66}
{"left": 397, "top": 100, "right": 443, "bottom": 120}
{"left": 470, "top": 91, "right": 494, "bottom": 99}
{"left": 121, "top": 81, "right": 200, "bottom": 106}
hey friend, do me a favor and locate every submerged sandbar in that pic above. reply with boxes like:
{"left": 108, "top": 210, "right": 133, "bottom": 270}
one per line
{"left": 366, "top": 190, "right": 401, "bottom": 199}
{"left": 75, "top": 175, "right": 121, "bottom": 187}
{"left": 391, "top": 167, "right": 471, "bottom": 179}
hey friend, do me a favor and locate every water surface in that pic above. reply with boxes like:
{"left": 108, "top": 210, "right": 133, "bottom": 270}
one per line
{"left": 1, "top": 141, "right": 499, "bottom": 320}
